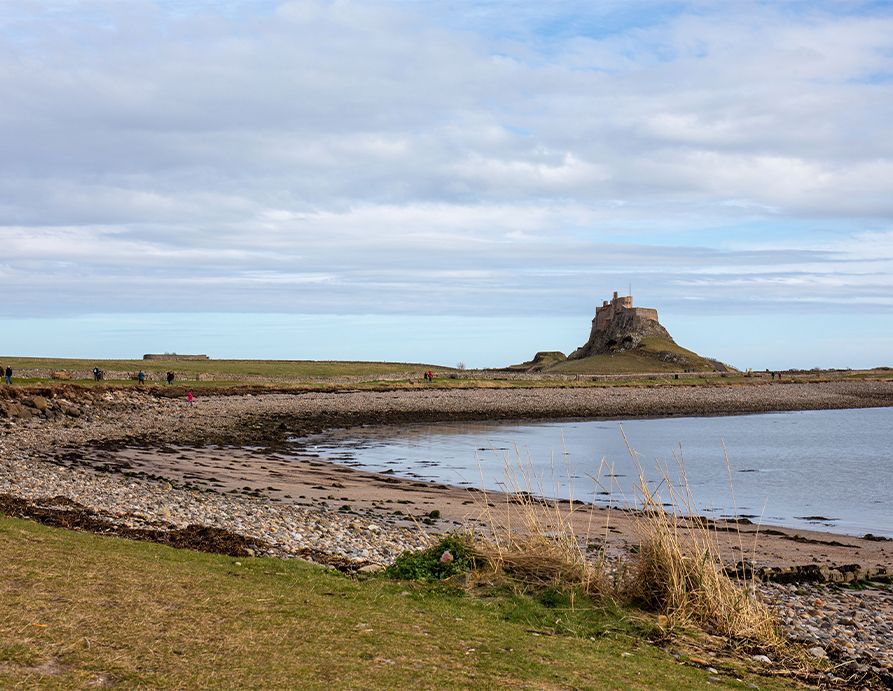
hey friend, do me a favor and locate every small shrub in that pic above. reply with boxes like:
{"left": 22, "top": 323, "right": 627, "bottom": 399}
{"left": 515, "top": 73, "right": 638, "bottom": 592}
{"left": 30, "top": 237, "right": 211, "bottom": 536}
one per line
{"left": 385, "top": 535, "right": 476, "bottom": 581}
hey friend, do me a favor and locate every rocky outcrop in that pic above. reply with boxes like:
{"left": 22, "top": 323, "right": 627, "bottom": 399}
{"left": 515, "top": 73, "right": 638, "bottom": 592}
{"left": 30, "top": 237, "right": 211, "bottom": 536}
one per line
{"left": 522, "top": 351, "right": 567, "bottom": 372}
{"left": 569, "top": 293, "right": 674, "bottom": 360}
{"left": 0, "top": 390, "right": 86, "bottom": 421}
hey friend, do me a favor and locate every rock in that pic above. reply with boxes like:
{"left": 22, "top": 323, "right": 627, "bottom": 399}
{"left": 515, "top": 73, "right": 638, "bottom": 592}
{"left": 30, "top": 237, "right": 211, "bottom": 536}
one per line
{"left": 751, "top": 655, "right": 772, "bottom": 663}
{"left": 28, "top": 396, "right": 51, "bottom": 411}
{"left": 807, "top": 646, "right": 827, "bottom": 659}
{"left": 569, "top": 292, "right": 674, "bottom": 359}
{"left": 3, "top": 403, "right": 29, "bottom": 418}
{"left": 358, "top": 564, "right": 385, "bottom": 574}
{"left": 58, "top": 403, "right": 82, "bottom": 418}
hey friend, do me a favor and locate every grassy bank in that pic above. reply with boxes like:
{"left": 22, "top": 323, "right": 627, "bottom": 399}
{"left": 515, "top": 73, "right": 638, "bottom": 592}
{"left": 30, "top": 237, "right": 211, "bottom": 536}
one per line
{"left": 549, "top": 337, "right": 720, "bottom": 374}
{"left": 0, "top": 356, "right": 447, "bottom": 379}
{"left": 0, "top": 516, "right": 785, "bottom": 689}
{"left": 1, "top": 354, "right": 889, "bottom": 393}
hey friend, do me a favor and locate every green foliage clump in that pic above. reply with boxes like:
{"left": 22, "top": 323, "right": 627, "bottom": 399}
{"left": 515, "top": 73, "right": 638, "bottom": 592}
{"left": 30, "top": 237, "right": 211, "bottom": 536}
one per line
{"left": 384, "top": 535, "right": 476, "bottom": 581}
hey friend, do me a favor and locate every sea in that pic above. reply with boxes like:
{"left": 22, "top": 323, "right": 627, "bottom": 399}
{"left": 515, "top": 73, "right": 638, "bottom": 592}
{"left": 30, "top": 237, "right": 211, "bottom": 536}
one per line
{"left": 295, "top": 407, "right": 893, "bottom": 538}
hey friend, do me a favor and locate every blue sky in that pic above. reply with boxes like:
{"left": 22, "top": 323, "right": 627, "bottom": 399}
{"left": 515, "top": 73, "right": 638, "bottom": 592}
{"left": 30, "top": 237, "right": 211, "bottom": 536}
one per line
{"left": 1, "top": 0, "right": 892, "bottom": 369}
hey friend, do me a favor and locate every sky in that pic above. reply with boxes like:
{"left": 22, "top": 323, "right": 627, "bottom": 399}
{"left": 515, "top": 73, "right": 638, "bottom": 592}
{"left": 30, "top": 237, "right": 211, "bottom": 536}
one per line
{"left": 1, "top": 0, "right": 892, "bottom": 369}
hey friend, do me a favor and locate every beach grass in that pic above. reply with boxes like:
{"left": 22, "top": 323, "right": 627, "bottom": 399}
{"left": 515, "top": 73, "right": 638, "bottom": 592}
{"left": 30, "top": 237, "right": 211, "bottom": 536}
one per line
{"left": 0, "top": 514, "right": 786, "bottom": 689}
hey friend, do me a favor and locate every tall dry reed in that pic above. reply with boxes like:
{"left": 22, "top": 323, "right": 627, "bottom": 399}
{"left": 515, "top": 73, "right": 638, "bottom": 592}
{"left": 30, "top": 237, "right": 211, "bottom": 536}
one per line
{"left": 464, "top": 431, "right": 780, "bottom": 648}
{"left": 469, "top": 446, "right": 608, "bottom": 596}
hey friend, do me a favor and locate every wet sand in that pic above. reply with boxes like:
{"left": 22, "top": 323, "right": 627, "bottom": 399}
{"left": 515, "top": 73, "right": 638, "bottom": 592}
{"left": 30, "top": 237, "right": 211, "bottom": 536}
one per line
{"left": 63, "top": 441, "right": 892, "bottom": 574}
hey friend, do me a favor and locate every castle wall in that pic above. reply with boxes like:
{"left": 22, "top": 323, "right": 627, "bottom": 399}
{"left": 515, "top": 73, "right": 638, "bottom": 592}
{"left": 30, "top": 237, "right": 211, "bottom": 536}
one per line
{"left": 629, "top": 307, "right": 658, "bottom": 321}
{"left": 594, "top": 293, "right": 637, "bottom": 331}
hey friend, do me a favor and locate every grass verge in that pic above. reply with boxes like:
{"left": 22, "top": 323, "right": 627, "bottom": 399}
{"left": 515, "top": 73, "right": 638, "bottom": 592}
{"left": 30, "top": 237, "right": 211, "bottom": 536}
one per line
{"left": 0, "top": 514, "right": 784, "bottom": 689}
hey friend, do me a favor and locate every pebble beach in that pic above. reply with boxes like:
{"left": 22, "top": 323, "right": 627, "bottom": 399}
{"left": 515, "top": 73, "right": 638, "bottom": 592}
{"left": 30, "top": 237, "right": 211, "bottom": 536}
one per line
{"left": 2, "top": 380, "right": 893, "bottom": 682}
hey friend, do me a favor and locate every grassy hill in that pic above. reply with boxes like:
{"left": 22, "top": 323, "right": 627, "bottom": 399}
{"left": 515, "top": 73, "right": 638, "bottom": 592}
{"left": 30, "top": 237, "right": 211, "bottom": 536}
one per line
{"left": 547, "top": 337, "right": 727, "bottom": 375}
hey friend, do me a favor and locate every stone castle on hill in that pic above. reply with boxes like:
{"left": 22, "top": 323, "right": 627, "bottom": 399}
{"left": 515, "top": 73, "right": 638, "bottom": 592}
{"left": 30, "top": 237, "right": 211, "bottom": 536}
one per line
{"left": 568, "top": 291, "right": 674, "bottom": 360}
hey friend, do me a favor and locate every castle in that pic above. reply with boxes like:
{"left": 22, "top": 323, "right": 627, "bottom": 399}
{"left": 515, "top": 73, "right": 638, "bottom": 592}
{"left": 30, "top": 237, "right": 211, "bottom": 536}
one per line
{"left": 593, "top": 291, "right": 658, "bottom": 331}
{"left": 568, "top": 291, "right": 671, "bottom": 360}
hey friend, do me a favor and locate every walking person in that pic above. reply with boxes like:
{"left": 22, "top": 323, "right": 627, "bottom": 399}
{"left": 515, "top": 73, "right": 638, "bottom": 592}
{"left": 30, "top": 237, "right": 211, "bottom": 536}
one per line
{"left": 138, "top": 370, "right": 146, "bottom": 385}
{"left": 186, "top": 390, "right": 194, "bottom": 406}
{"left": 4, "top": 366, "right": 11, "bottom": 385}
{"left": 166, "top": 371, "right": 174, "bottom": 385}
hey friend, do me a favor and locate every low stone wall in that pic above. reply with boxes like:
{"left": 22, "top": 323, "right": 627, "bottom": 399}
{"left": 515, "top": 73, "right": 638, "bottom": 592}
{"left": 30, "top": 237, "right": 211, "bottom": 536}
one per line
{"left": 143, "top": 354, "right": 209, "bottom": 361}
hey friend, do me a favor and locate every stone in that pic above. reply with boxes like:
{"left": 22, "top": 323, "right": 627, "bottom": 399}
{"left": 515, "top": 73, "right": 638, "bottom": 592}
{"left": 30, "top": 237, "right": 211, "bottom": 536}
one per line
{"left": 58, "top": 403, "right": 82, "bottom": 418}
{"left": 29, "top": 396, "right": 51, "bottom": 411}
{"left": 807, "top": 646, "right": 827, "bottom": 659}
{"left": 358, "top": 564, "right": 385, "bottom": 574}
{"left": 751, "top": 655, "right": 772, "bottom": 663}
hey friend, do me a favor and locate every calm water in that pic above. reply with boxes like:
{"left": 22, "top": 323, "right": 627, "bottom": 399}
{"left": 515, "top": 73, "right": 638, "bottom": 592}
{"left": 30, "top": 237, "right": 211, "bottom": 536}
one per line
{"left": 298, "top": 407, "right": 893, "bottom": 537}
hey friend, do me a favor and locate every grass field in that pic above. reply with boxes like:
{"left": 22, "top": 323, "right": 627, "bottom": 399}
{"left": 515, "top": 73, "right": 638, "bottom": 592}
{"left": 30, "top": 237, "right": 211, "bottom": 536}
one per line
{"left": 1, "top": 354, "right": 888, "bottom": 392}
{"left": 0, "top": 356, "right": 448, "bottom": 379}
{"left": 0, "top": 516, "right": 791, "bottom": 689}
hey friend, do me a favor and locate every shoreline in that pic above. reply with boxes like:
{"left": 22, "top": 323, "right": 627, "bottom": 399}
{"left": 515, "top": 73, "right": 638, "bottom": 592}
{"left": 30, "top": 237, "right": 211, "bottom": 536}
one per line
{"left": 2, "top": 381, "right": 891, "bottom": 570}
{"left": 3, "top": 382, "right": 893, "bottom": 673}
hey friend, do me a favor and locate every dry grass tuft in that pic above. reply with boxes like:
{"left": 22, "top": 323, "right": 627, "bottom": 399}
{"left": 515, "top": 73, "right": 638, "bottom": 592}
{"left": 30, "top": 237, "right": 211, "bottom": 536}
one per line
{"left": 469, "top": 450, "right": 608, "bottom": 596}
{"left": 624, "top": 471, "right": 781, "bottom": 647}
{"left": 464, "top": 432, "right": 782, "bottom": 651}
{"left": 472, "top": 527, "right": 605, "bottom": 596}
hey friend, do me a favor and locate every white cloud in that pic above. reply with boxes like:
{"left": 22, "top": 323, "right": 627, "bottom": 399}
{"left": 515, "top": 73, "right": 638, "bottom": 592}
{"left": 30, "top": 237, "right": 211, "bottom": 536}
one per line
{"left": 0, "top": 0, "right": 891, "bottom": 333}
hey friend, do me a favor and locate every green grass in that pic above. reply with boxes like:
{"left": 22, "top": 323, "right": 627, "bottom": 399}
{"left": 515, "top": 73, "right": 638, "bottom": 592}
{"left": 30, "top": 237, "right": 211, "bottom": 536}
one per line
{"left": 0, "top": 356, "right": 449, "bottom": 379}
{"left": 0, "top": 515, "right": 784, "bottom": 689}
{"left": 3, "top": 354, "right": 888, "bottom": 392}
{"left": 549, "top": 337, "right": 721, "bottom": 375}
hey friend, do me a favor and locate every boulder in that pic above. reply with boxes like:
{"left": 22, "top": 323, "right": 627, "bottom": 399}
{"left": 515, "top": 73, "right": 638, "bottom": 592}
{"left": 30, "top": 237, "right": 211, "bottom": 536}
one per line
{"left": 3, "top": 403, "right": 30, "bottom": 418}
{"left": 28, "top": 396, "right": 51, "bottom": 411}
{"left": 58, "top": 402, "right": 83, "bottom": 418}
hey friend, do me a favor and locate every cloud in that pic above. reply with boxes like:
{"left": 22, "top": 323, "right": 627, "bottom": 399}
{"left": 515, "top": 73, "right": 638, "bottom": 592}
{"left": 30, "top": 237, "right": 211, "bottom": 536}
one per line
{"left": 0, "top": 0, "right": 891, "bottom": 334}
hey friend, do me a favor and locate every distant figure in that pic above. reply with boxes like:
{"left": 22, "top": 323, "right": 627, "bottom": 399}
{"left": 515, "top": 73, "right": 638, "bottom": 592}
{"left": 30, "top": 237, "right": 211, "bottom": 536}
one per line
{"left": 423, "top": 371, "right": 430, "bottom": 382}
{"left": 138, "top": 370, "right": 146, "bottom": 385}
{"left": 427, "top": 370, "right": 434, "bottom": 382}
{"left": 4, "top": 366, "right": 11, "bottom": 385}
{"left": 92, "top": 367, "right": 101, "bottom": 381}
{"left": 166, "top": 371, "right": 174, "bottom": 385}
{"left": 186, "top": 390, "right": 194, "bottom": 405}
